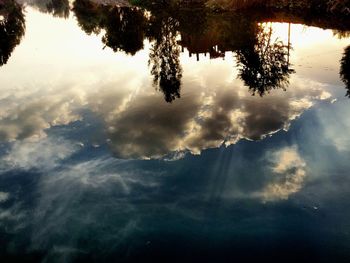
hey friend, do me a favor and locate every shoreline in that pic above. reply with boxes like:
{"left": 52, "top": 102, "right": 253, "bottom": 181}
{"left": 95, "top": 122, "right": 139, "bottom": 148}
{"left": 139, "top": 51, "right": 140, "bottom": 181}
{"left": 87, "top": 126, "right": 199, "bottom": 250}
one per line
{"left": 131, "top": 0, "right": 350, "bottom": 16}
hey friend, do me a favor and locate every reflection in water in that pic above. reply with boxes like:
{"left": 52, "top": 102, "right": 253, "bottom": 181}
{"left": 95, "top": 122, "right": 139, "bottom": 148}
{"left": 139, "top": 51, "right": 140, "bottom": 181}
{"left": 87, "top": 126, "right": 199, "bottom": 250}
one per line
{"left": 177, "top": 12, "right": 296, "bottom": 96}
{"left": 100, "top": 6, "right": 146, "bottom": 55}
{"left": 340, "top": 45, "right": 350, "bottom": 97}
{"left": 21, "top": 0, "right": 70, "bottom": 18}
{"left": 148, "top": 16, "right": 182, "bottom": 103}
{"left": 101, "top": 80, "right": 330, "bottom": 159}
{"left": 0, "top": 3, "right": 341, "bottom": 159}
{"left": 72, "top": 0, "right": 102, "bottom": 35}
{"left": 74, "top": 1, "right": 183, "bottom": 102}
{"left": 73, "top": 0, "right": 147, "bottom": 55}
{"left": 0, "top": 0, "right": 25, "bottom": 66}
{"left": 260, "top": 147, "right": 306, "bottom": 202}
{"left": 71, "top": 2, "right": 297, "bottom": 102}
{"left": 0, "top": 1, "right": 345, "bottom": 103}
{"left": 333, "top": 29, "right": 350, "bottom": 39}
{"left": 236, "top": 23, "right": 295, "bottom": 96}
{"left": 0, "top": 4, "right": 350, "bottom": 262}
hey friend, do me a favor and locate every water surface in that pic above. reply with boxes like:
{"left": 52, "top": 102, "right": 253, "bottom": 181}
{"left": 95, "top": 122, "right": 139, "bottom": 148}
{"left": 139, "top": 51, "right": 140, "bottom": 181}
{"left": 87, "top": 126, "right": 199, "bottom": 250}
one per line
{"left": 0, "top": 1, "right": 350, "bottom": 262}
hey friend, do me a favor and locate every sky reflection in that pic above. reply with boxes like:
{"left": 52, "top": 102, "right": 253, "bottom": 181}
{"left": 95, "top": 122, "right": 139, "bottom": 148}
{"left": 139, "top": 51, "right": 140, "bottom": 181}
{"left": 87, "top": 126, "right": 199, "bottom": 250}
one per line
{"left": 1, "top": 99, "right": 350, "bottom": 262}
{"left": 0, "top": 6, "right": 348, "bottom": 158}
{"left": 0, "top": 3, "right": 350, "bottom": 262}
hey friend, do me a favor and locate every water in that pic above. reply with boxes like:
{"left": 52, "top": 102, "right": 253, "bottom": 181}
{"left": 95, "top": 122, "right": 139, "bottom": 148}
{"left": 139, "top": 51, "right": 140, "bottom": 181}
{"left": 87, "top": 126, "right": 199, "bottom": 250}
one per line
{"left": 0, "top": 0, "right": 350, "bottom": 262}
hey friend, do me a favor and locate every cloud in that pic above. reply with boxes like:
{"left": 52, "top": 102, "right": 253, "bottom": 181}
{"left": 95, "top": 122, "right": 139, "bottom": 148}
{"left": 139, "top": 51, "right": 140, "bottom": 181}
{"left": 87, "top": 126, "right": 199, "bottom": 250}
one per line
{"left": 27, "top": 157, "right": 159, "bottom": 253}
{"left": 0, "top": 47, "right": 332, "bottom": 160}
{"left": 102, "top": 75, "right": 331, "bottom": 159}
{"left": 315, "top": 100, "right": 350, "bottom": 152}
{"left": 0, "top": 75, "right": 330, "bottom": 160}
{"left": 259, "top": 147, "right": 306, "bottom": 202}
{"left": 0, "top": 192, "right": 9, "bottom": 203}
{"left": 104, "top": 90, "right": 203, "bottom": 159}
{"left": 1, "top": 137, "right": 78, "bottom": 171}
{"left": 0, "top": 202, "right": 27, "bottom": 231}
{"left": 0, "top": 88, "right": 84, "bottom": 142}
{"left": 0, "top": 74, "right": 144, "bottom": 145}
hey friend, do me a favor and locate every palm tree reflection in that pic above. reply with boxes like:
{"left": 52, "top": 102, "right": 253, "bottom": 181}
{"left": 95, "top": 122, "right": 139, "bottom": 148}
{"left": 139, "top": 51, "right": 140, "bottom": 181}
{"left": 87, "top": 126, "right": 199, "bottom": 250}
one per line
{"left": 0, "top": 0, "right": 25, "bottom": 67}
{"left": 236, "top": 23, "right": 295, "bottom": 96}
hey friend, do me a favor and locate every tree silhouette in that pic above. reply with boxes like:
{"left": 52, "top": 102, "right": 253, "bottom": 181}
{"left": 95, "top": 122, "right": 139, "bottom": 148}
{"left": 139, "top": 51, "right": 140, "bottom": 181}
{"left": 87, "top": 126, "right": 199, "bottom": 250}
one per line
{"left": 340, "top": 45, "right": 350, "bottom": 97}
{"left": 148, "top": 15, "right": 182, "bottom": 103}
{"left": 0, "top": 0, "right": 25, "bottom": 67}
{"left": 236, "top": 24, "right": 295, "bottom": 96}
{"left": 29, "top": 0, "right": 70, "bottom": 18}
{"left": 73, "top": 0, "right": 101, "bottom": 35}
{"left": 74, "top": 0, "right": 183, "bottom": 102}
{"left": 101, "top": 7, "right": 146, "bottom": 55}
{"left": 73, "top": 0, "right": 146, "bottom": 55}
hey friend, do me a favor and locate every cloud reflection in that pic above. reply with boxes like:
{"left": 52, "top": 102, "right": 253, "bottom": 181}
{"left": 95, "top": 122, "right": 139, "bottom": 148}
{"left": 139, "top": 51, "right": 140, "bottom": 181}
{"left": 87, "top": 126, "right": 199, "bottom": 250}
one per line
{"left": 0, "top": 118, "right": 349, "bottom": 261}
{"left": 0, "top": 75, "right": 331, "bottom": 159}
{"left": 260, "top": 147, "right": 306, "bottom": 202}
{"left": 103, "top": 77, "right": 330, "bottom": 158}
{"left": 1, "top": 137, "right": 78, "bottom": 170}
{"left": 0, "top": 192, "right": 9, "bottom": 202}
{"left": 0, "top": 5, "right": 341, "bottom": 160}
{"left": 0, "top": 87, "right": 83, "bottom": 142}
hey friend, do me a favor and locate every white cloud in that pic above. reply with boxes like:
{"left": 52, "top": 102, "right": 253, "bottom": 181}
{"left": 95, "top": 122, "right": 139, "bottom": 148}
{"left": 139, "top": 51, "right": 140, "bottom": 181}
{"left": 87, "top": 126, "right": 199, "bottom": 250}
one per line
{"left": 259, "top": 147, "right": 306, "bottom": 202}
{"left": 2, "top": 137, "right": 78, "bottom": 171}
{"left": 0, "top": 192, "right": 9, "bottom": 203}
{"left": 102, "top": 75, "right": 331, "bottom": 158}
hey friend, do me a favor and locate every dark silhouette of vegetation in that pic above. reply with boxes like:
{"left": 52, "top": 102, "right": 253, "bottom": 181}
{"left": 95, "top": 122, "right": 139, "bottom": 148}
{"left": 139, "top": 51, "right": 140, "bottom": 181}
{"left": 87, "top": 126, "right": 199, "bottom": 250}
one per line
{"left": 101, "top": 6, "right": 146, "bottom": 55}
{"left": 72, "top": 0, "right": 101, "bottom": 34}
{"left": 340, "top": 45, "right": 350, "bottom": 97}
{"left": 29, "top": 0, "right": 70, "bottom": 18}
{"left": 145, "top": 9, "right": 295, "bottom": 99}
{"left": 0, "top": 0, "right": 25, "bottom": 67}
{"left": 72, "top": 1, "right": 350, "bottom": 101}
{"left": 74, "top": 0, "right": 183, "bottom": 103}
{"left": 147, "top": 14, "right": 182, "bottom": 103}
{"left": 333, "top": 30, "right": 350, "bottom": 39}
{"left": 236, "top": 24, "right": 295, "bottom": 96}
{"left": 184, "top": 0, "right": 350, "bottom": 16}
{"left": 73, "top": 0, "right": 147, "bottom": 55}
{"left": 46, "top": 0, "right": 69, "bottom": 18}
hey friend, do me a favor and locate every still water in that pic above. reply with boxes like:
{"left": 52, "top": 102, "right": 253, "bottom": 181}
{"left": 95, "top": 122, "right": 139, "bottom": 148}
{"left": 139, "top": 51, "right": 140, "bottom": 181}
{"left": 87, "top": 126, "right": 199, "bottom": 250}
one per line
{"left": 0, "top": 0, "right": 350, "bottom": 262}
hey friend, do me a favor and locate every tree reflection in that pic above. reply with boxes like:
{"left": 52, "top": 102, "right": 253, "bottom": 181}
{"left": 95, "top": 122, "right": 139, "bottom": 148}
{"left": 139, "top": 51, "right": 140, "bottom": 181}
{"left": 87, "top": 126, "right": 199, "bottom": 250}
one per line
{"left": 0, "top": 0, "right": 25, "bottom": 67}
{"left": 102, "top": 7, "right": 146, "bottom": 55}
{"left": 340, "top": 45, "right": 350, "bottom": 97}
{"left": 28, "top": 0, "right": 70, "bottom": 18}
{"left": 72, "top": 2, "right": 298, "bottom": 101}
{"left": 72, "top": 0, "right": 101, "bottom": 34}
{"left": 148, "top": 15, "right": 182, "bottom": 103}
{"left": 73, "top": 0, "right": 146, "bottom": 55}
{"left": 333, "top": 30, "right": 350, "bottom": 39}
{"left": 236, "top": 24, "right": 295, "bottom": 96}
